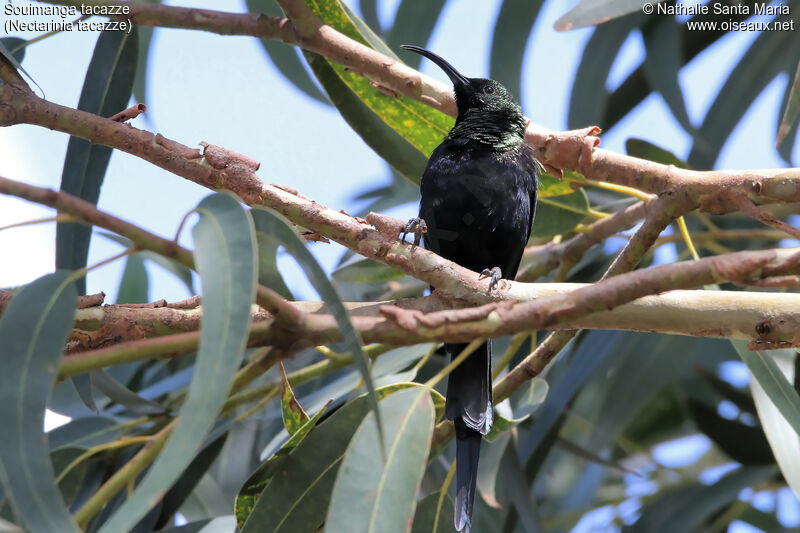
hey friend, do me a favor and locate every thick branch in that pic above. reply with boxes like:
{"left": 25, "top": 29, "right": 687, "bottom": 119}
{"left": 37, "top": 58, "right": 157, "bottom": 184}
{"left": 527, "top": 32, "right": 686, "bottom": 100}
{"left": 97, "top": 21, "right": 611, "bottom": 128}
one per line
{"left": 57, "top": 247, "right": 800, "bottom": 378}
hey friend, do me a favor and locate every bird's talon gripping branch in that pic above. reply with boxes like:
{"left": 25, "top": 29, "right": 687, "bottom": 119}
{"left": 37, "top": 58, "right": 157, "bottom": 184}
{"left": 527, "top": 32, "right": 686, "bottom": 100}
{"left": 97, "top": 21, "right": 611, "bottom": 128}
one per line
{"left": 480, "top": 267, "right": 503, "bottom": 292}
{"left": 400, "top": 217, "right": 427, "bottom": 246}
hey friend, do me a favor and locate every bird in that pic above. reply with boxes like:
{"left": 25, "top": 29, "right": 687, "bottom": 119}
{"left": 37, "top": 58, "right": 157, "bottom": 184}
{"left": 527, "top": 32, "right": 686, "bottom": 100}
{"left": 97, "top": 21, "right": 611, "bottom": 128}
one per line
{"left": 399, "top": 45, "right": 539, "bottom": 533}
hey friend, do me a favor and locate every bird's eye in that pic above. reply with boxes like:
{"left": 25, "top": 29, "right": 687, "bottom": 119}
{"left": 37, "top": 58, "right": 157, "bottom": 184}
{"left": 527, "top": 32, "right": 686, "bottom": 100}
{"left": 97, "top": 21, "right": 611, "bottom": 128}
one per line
{"left": 483, "top": 85, "right": 495, "bottom": 94}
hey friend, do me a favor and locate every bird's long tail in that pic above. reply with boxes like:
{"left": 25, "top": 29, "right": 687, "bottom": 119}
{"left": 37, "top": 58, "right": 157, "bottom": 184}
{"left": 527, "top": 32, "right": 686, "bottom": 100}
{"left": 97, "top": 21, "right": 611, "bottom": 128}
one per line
{"left": 445, "top": 341, "right": 492, "bottom": 533}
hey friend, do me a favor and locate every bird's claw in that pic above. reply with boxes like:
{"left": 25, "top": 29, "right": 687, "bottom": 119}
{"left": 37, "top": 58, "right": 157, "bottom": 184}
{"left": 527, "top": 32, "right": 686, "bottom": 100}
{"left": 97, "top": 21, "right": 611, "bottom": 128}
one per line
{"left": 400, "top": 217, "right": 427, "bottom": 246}
{"left": 480, "top": 267, "right": 503, "bottom": 292}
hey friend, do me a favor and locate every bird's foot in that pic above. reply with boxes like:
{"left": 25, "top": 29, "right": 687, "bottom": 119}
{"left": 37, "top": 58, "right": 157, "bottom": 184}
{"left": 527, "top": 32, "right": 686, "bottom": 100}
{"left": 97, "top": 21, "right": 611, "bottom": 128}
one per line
{"left": 400, "top": 217, "right": 427, "bottom": 246}
{"left": 479, "top": 267, "right": 503, "bottom": 292}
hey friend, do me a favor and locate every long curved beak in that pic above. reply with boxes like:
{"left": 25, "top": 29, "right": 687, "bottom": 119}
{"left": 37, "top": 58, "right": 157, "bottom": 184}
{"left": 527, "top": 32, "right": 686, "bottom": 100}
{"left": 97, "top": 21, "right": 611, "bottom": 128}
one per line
{"left": 400, "top": 45, "right": 470, "bottom": 89}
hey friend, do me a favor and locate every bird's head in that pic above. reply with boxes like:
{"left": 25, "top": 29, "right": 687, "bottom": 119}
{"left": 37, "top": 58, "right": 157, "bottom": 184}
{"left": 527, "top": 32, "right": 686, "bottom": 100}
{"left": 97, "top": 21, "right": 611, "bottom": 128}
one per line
{"left": 400, "top": 45, "right": 523, "bottom": 121}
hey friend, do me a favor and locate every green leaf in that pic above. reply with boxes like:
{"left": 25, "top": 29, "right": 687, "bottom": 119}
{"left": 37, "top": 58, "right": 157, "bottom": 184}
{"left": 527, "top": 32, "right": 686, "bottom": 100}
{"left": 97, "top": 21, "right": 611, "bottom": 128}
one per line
{"left": 154, "top": 432, "right": 228, "bottom": 530}
{"left": 740, "top": 345, "right": 800, "bottom": 499}
{"left": 410, "top": 491, "right": 455, "bottom": 533}
{"left": 303, "top": 0, "right": 454, "bottom": 181}
{"left": 0, "top": 272, "right": 79, "bottom": 532}
{"left": 139, "top": 251, "right": 195, "bottom": 295}
{"left": 326, "top": 389, "right": 434, "bottom": 533}
{"left": 490, "top": 0, "right": 544, "bottom": 100}
{"left": 477, "top": 430, "right": 512, "bottom": 508}
{"left": 0, "top": 37, "right": 37, "bottom": 88}
{"left": 539, "top": 172, "right": 576, "bottom": 197}
{"left": 51, "top": 447, "right": 90, "bottom": 508}
{"left": 250, "top": 207, "right": 384, "bottom": 450}
{"left": 625, "top": 138, "right": 689, "bottom": 168}
{"left": 304, "top": 52, "right": 429, "bottom": 180}
{"left": 687, "top": 398, "right": 773, "bottom": 466}
{"left": 234, "top": 400, "right": 332, "bottom": 528}
{"left": 531, "top": 189, "right": 590, "bottom": 238}
{"left": 0, "top": 37, "right": 26, "bottom": 63}
{"left": 688, "top": 26, "right": 795, "bottom": 169}
{"left": 56, "top": 29, "right": 139, "bottom": 294}
{"left": 246, "top": 0, "right": 329, "bottom": 104}
{"left": 630, "top": 466, "right": 776, "bottom": 532}
{"left": 279, "top": 362, "right": 309, "bottom": 436}
{"left": 71, "top": 374, "right": 97, "bottom": 413}
{"left": 555, "top": 0, "right": 648, "bottom": 31}
{"left": 116, "top": 253, "right": 149, "bottom": 304}
{"left": 641, "top": 16, "right": 693, "bottom": 133}
{"left": 90, "top": 370, "right": 169, "bottom": 416}
{"left": 485, "top": 377, "right": 548, "bottom": 441}
{"left": 48, "top": 417, "right": 122, "bottom": 451}
{"left": 100, "top": 232, "right": 195, "bottom": 300}
{"left": 99, "top": 193, "right": 256, "bottom": 532}
{"left": 341, "top": 3, "right": 397, "bottom": 58}
{"left": 131, "top": 0, "right": 162, "bottom": 113}
{"left": 777, "top": 60, "right": 800, "bottom": 155}
{"left": 333, "top": 257, "right": 406, "bottom": 284}
{"left": 240, "top": 384, "right": 427, "bottom": 532}
{"left": 252, "top": 215, "right": 294, "bottom": 300}
{"left": 731, "top": 341, "right": 800, "bottom": 439}
{"left": 388, "top": 0, "right": 447, "bottom": 69}
{"left": 358, "top": 0, "right": 382, "bottom": 36}
{"left": 567, "top": 14, "right": 641, "bottom": 129}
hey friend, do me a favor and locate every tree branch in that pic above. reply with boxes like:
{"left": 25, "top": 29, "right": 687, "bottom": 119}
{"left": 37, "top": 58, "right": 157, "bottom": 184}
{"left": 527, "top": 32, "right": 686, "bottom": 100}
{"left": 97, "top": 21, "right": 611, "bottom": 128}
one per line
{"left": 29, "top": 0, "right": 800, "bottom": 204}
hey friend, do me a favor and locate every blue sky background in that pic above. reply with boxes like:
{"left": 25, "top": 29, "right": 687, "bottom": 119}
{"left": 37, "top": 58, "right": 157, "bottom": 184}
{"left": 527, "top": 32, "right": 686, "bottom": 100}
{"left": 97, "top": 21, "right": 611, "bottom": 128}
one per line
{"left": 1, "top": 1, "right": 799, "bottom": 530}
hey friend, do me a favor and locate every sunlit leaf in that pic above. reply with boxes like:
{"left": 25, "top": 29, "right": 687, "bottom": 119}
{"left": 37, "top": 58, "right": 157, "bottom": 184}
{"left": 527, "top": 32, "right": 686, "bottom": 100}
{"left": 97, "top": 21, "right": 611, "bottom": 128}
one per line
{"left": 280, "top": 362, "right": 309, "bottom": 436}
{"left": 240, "top": 384, "right": 429, "bottom": 532}
{"left": 303, "top": 0, "right": 454, "bottom": 182}
{"left": 234, "top": 400, "right": 332, "bottom": 528}
{"left": 731, "top": 342, "right": 800, "bottom": 439}
{"left": 735, "top": 344, "right": 800, "bottom": 499}
{"left": 326, "top": 388, "right": 434, "bottom": 533}
{"left": 530, "top": 189, "right": 589, "bottom": 238}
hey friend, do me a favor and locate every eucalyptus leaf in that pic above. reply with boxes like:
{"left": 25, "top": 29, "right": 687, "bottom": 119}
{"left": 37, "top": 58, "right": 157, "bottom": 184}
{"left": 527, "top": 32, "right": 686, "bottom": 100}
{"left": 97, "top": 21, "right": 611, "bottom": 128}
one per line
{"left": 490, "top": 0, "right": 544, "bottom": 101}
{"left": 99, "top": 193, "right": 257, "bottom": 532}
{"left": 641, "top": 16, "right": 693, "bottom": 132}
{"left": 737, "top": 344, "right": 800, "bottom": 499}
{"left": 555, "top": 0, "right": 649, "bottom": 31}
{"left": 410, "top": 491, "right": 454, "bottom": 533}
{"left": 0, "top": 272, "right": 80, "bottom": 532}
{"left": 56, "top": 29, "right": 138, "bottom": 295}
{"left": 688, "top": 25, "right": 795, "bottom": 169}
{"left": 326, "top": 388, "right": 434, "bottom": 533}
{"left": 250, "top": 207, "right": 384, "bottom": 449}
{"left": 246, "top": 0, "right": 329, "bottom": 104}
{"left": 530, "top": 189, "right": 589, "bottom": 238}
{"left": 568, "top": 14, "right": 642, "bottom": 128}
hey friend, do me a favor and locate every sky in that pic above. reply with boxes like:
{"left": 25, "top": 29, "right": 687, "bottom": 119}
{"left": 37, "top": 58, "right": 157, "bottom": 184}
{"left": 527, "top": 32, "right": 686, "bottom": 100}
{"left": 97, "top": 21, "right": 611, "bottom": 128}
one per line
{"left": 1, "top": 0, "right": 799, "bottom": 530}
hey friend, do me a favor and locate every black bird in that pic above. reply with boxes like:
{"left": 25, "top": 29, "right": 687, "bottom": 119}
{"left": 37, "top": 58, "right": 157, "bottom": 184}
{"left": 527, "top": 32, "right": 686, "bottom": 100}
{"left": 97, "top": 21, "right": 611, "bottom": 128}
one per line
{"left": 400, "top": 45, "right": 539, "bottom": 533}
